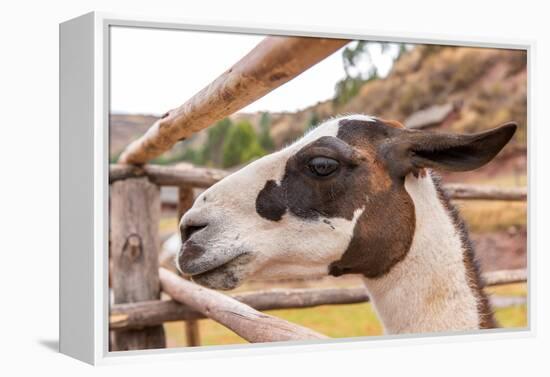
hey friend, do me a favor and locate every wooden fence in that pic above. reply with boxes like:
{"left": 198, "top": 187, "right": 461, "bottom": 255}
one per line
{"left": 109, "top": 36, "right": 527, "bottom": 351}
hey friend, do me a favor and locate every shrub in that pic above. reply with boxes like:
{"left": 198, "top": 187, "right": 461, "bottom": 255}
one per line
{"left": 222, "top": 121, "right": 266, "bottom": 168}
{"left": 202, "top": 118, "right": 232, "bottom": 166}
{"left": 305, "top": 112, "right": 320, "bottom": 132}
{"left": 258, "top": 112, "right": 274, "bottom": 151}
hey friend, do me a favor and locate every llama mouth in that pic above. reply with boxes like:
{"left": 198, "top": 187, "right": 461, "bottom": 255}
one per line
{"left": 190, "top": 253, "right": 254, "bottom": 290}
{"left": 178, "top": 240, "right": 245, "bottom": 277}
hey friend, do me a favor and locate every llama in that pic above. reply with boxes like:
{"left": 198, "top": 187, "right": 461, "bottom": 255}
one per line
{"left": 175, "top": 115, "right": 516, "bottom": 334}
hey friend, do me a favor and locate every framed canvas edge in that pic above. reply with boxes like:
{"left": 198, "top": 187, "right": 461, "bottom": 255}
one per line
{"left": 58, "top": 10, "right": 536, "bottom": 365}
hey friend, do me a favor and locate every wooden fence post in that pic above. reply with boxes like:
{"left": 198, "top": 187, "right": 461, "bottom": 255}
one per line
{"left": 110, "top": 177, "right": 166, "bottom": 350}
{"left": 178, "top": 185, "right": 201, "bottom": 347}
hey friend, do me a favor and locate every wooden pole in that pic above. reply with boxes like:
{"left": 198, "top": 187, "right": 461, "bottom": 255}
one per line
{"left": 483, "top": 268, "right": 527, "bottom": 286}
{"left": 118, "top": 36, "right": 349, "bottom": 165}
{"left": 110, "top": 287, "right": 369, "bottom": 330}
{"left": 110, "top": 164, "right": 228, "bottom": 188}
{"left": 159, "top": 268, "right": 328, "bottom": 342}
{"left": 444, "top": 184, "right": 527, "bottom": 201}
{"left": 110, "top": 177, "right": 166, "bottom": 350}
{"left": 177, "top": 185, "right": 200, "bottom": 347}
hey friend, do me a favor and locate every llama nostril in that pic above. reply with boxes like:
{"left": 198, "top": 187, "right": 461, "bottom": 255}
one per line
{"left": 182, "top": 224, "right": 208, "bottom": 242}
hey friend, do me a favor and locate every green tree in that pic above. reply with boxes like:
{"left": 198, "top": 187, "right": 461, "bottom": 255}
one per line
{"left": 305, "top": 111, "right": 320, "bottom": 132}
{"left": 258, "top": 112, "right": 274, "bottom": 151}
{"left": 202, "top": 118, "right": 232, "bottom": 166}
{"left": 222, "top": 121, "right": 266, "bottom": 168}
{"left": 333, "top": 74, "right": 378, "bottom": 108}
{"left": 334, "top": 41, "right": 406, "bottom": 107}
{"left": 180, "top": 147, "right": 204, "bottom": 165}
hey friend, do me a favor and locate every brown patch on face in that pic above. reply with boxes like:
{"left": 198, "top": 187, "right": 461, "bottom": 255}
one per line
{"left": 256, "top": 180, "right": 287, "bottom": 221}
{"left": 329, "top": 118, "right": 417, "bottom": 278}
{"left": 357, "top": 147, "right": 392, "bottom": 194}
{"left": 255, "top": 136, "right": 365, "bottom": 222}
{"left": 329, "top": 185, "right": 416, "bottom": 278}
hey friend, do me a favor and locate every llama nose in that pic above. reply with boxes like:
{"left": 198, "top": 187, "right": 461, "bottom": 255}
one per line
{"left": 181, "top": 223, "right": 208, "bottom": 242}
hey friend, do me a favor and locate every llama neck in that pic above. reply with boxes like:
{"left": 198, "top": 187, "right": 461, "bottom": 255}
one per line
{"left": 362, "top": 173, "right": 491, "bottom": 334}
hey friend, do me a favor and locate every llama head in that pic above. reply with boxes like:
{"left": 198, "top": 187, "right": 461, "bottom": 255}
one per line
{"left": 177, "top": 115, "right": 516, "bottom": 289}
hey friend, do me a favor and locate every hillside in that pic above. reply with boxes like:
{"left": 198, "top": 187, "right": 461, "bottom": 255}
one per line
{"left": 256, "top": 45, "right": 526, "bottom": 153}
{"left": 110, "top": 45, "right": 527, "bottom": 176}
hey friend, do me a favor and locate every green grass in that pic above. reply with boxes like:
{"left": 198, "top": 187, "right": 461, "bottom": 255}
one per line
{"left": 494, "top": 305, "right": 527, "bottom": 328}
{"left": 488, "top": 283, "right": 528, "bottom": 328}
{"left": 164, "top": 283, "right": 527, "bottom": 348}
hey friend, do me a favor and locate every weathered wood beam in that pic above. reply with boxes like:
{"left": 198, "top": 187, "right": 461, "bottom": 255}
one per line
{"left": 445, "top": 184, "right": 527, "bottom": 201}
{"left": 118, "top": 36, "right": 349, "bottom": 165}
{"left": 110, "top": 164, "right": 228, "bottom": 188}
{"left": 111, "top": 269, "right": 526, "bottom": 331}
{"left": 483, "top": 268, "right": 527, "bottom": 286}
{"left": 110, "top": 287, "right": 368, "bottom": 330}
{"left": 158, "top": 268, "right": 328, "bottom": 342}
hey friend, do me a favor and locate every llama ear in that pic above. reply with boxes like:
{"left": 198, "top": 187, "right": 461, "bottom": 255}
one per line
{"left": 386, "top": 122, "right": 517, "bottom": 176}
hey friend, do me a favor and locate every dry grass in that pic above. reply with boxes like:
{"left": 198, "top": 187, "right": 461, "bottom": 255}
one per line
{"left": 486, "top": 282, "right": 527, "bottom": 297}
{"left": 494, "top": 305, "right": 528, "bottom": 328}
{"left": 456, "top": 200, "right": 526, "bottom": 233}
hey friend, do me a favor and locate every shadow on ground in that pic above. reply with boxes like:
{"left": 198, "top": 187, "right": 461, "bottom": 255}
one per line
{"left": 38, "top": 339, "right": 59, "bottom": 352}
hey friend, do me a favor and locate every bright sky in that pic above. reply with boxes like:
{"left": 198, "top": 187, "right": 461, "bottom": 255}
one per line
{"left": 110, "top": 26, "right": 400, "bottom": 115}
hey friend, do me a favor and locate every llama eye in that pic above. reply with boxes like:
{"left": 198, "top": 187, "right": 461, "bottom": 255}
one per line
{"left": 308, "top": 157, "right": 340, "bottom": 177}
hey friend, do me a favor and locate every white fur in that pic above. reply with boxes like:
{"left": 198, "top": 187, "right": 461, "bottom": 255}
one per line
{"left": 249, "top": 207, "right": 364, "bottom": 280}
{"left": 363, "top": 173, "right": 480, "bottom": 334}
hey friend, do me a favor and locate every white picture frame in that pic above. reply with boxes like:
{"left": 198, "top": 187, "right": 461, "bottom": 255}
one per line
{"left": 59, "top": 11, "right": 534, "bottom": 365}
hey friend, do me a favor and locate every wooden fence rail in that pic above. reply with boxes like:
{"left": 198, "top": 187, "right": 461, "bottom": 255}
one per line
{"left": 110, "top": 269, "right": 526, "bottom": 332}
{"left": 110, "top": 287, "right": 369, "bottom": 330}
{"left": 158, "top": 268, "right": 328, "bottom": 342}
{"left": 109, "top": 164, "right": 228, "bottom": 188}
{"left": 109, "top": 164, "right": 527, "bottom": 201}
{"left": 444, "top": 184, "right": 527, "bottom": 201}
